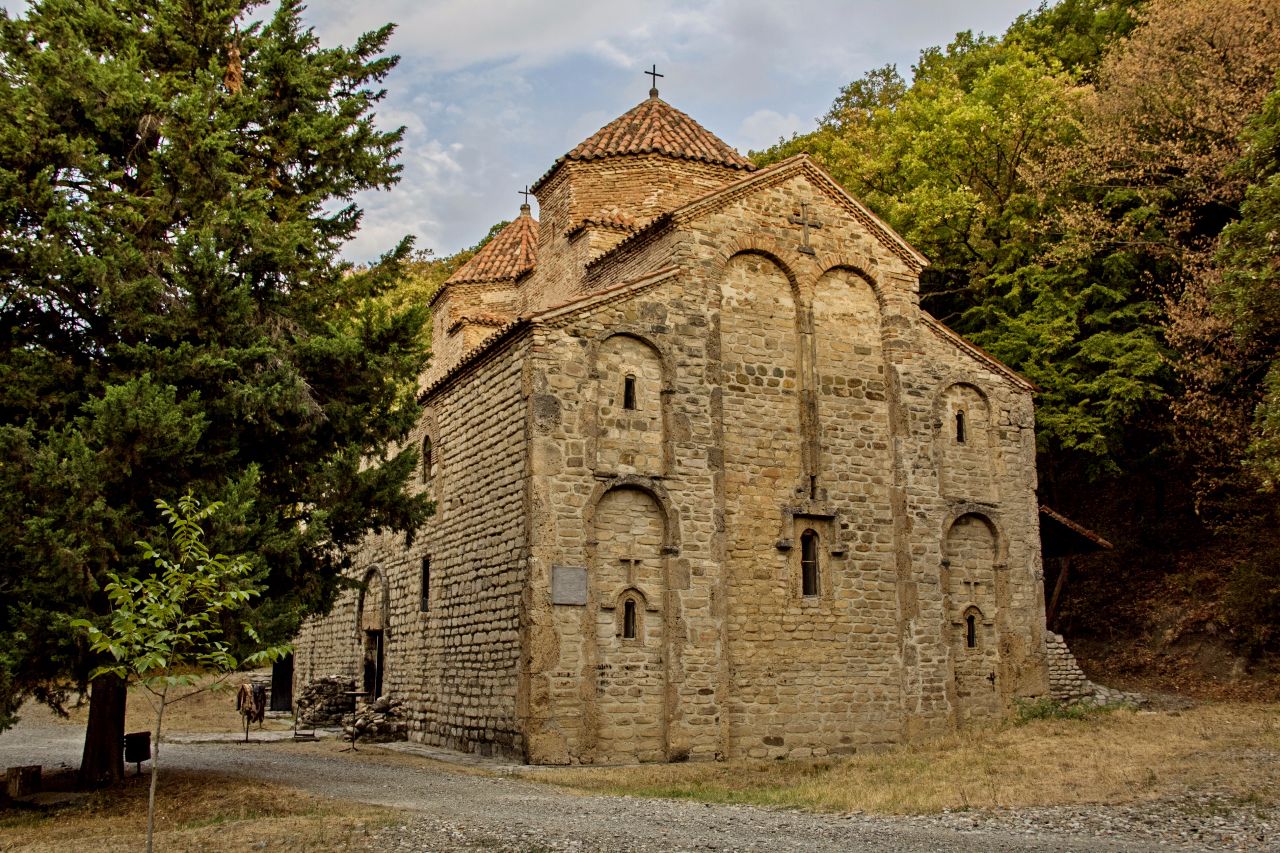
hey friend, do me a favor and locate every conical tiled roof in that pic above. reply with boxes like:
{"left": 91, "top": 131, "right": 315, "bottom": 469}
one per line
{"left": 534, "top": 94, "right": 755, "bottom": 189}
{"left": 445, "top": 206, "right": 538, "bottom": 285}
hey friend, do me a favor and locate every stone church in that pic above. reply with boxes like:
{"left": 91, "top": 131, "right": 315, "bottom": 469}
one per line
{"left": 293, "top": 84, "right": 1050, "bottom": 764}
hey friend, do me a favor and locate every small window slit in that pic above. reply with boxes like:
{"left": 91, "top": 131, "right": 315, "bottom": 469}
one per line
{"left": 623, "top": 374, "right": 637, "bottom": 410}
{"left": 801, "top": 529, "right": 820, "bottom": 597}
{"left": 623, "top": 599, "right": 637, "bottom": 639}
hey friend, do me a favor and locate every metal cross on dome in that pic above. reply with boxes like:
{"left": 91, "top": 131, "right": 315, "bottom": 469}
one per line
{"left": 645, "top": 64, "right": 664, "bottom": 96}
{"left": 518, "top": 186, "right": 532, "bottom": 205}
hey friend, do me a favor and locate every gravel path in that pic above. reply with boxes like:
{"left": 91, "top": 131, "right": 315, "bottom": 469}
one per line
{"left": 1, "top": 717, "right": 1274, "bottom": 852}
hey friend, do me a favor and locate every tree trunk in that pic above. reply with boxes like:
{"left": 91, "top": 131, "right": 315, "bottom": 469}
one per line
{"left": 78, "top": 672, "right": 125, "bottom": 787}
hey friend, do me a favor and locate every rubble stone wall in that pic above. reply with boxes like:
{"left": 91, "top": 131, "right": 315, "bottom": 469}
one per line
{"left": 1045, "top": 630, "right": 1140, "bottom": 705}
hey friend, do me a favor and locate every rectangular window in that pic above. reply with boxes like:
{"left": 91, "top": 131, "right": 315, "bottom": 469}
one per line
{"left": 420, "top": 556, "right": 430, "bottom": 612}
{"left": 623, "top": 374, "right": 637, "bottom": 410}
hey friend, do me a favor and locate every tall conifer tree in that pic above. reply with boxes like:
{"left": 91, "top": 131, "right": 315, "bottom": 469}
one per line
{"left": 0, "top": 0, "right": 429, "bottom": 783}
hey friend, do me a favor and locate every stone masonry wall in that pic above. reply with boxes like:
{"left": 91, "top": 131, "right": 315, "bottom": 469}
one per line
{"left": 529, "top": 156, "right": 741, "bottom": 310}
{"left": 906, "top": 321, "right": 1050, "bottom": 719}
{"left": 522, "top": 276, "right": 724, "bottom": 765}
{"left": 426, "top": 280, "right": 522, "bottom": 385}
{"left": 569, "top": 164, "right": 1048, "bottom": 758}
{"left": 294, "top": 334, "right": 530, "bottom": 759}
{"left": 300, "top": 154, "right": 1050, "bottom": 766}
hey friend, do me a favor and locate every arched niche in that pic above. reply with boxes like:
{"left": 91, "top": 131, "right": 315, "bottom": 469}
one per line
{"left": 591, "top": 485, "right": 668, "bottom": 762}
{"left": 594, "top": 333, "right": 665, "bottom": 476}
{"left": 942, "top": 513, "right": 1002, "bottom": 724}
{"left": 935, "top": 382, "right": 998, "bottom": 503}
{"left": 812, "top": 266, "right": 889, "bottom": 493}
{"left": 719, "top": 251, "right": 803, "bottom": 512}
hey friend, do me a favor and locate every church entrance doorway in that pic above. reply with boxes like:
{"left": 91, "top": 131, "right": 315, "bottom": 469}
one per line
{"left": 359, "top": 568, "right": 388, "bottom": 701}
{"left": 363, "top": 630, "right": 383, "bottom": 698}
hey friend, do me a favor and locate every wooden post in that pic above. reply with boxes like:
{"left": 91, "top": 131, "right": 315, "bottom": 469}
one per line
{"left": 1046, "top": 556, "right": 1071, "bottom": 631}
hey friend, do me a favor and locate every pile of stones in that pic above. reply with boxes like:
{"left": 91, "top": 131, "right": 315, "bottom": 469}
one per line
{"left": 343, "top": 695, "right": 409, "bottom": 743}
{"left": 1045, "top": 630, "right": 1144, "bottom": 706}
{"left": 295, "top": 676, "right": 356, "bottom": 726}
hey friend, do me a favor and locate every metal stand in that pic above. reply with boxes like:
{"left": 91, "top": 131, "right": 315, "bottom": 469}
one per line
{"left": 338, "top": 690, "right": 368, "bottom": 752}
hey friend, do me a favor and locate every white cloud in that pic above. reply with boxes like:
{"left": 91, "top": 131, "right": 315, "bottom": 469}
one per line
{"left": 737, "top": 109, "right": 806, "bottom": 153}
{"left": 292, "top": 0, "right": 1036, "bottom": 258}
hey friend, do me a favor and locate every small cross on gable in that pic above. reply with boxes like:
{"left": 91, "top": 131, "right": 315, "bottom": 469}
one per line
{"left": 788, "top": 202, "right": 823, "bottom": 255}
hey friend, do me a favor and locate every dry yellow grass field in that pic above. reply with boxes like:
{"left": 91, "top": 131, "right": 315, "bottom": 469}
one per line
{"left": 0, "top": 771, "right": 388, "bottom": 852}
{"left": 533, "top": 703, "right": 1280, "bottom": 815}
{"left": 50, "top": 674, "right": 294, "bottom": 735}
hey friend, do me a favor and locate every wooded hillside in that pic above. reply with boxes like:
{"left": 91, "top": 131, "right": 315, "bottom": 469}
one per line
{"left": 753, "top": 0, "right": 1280, "bottom": 696}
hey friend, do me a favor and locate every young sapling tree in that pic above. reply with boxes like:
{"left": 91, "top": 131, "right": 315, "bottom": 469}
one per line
{"left": 74, "top": 494, "right": 289, "bottom": 853}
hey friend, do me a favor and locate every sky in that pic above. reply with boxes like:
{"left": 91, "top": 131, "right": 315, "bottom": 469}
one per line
{"left": 291, "top": 0, "right": 1040, "bottom": 260}
{"left": 8, "top": 0, "right": 1036, "bottom": 260}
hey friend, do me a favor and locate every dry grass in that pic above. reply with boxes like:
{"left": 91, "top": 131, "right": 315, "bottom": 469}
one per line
{"left": 41, "top": 673, "right": 293, "bottom": 735}
{"left": 0, "top": 771, "right": 388, "bottom": 852}
{"left": 534, "top": 703, "right": 1280, "bottom": 815}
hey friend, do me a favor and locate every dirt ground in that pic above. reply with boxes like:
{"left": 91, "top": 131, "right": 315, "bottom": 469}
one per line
{"left": 0, "top": 693, "right": 1276, "bottom": 851}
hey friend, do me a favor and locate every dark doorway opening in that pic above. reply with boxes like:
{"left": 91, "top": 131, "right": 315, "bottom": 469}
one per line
{"left": 363, "top": 630, "right": 383, "bottom": 698}
{"left": 270, "top": 653, "right": 294, "bottom": 711}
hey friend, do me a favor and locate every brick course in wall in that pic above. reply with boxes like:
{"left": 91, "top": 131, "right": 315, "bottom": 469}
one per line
{"left": 294, "top": 92, "right": 1053, "bottom": 764}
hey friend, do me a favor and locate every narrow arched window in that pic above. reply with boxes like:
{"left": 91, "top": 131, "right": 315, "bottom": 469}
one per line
{"left": 955, "top": 410, "right": 967, "bottom": 444}
{"left": 623, "top": 599, "right": 637, "bottom": 639}
{"left": 623, "top": 374, "right": 637, "bottom": 410}
{"left": 421, "top": 436, "right": 433, "bottom": 484}
{"left": 801, "top": 529, "right": 819, "bottom": 597}
{"left": 966, "top": 613, "right": 977, "bottom": 648}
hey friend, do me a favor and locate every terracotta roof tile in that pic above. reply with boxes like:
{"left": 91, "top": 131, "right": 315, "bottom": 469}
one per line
{"left": 446, "top": 313, "right": 511, "bottom": 334}
{"left": 566, "top": 207, "right": 643, "bottom": 236}
{"left": 444, "top": 207, "right": 538, "bottom": 285}
{"left": 534, "top": 95, "right": 755, "bottom": 189}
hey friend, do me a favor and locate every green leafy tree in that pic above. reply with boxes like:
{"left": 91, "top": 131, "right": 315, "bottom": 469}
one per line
{"left": 751, "top": 0, "right": 1272, "bottom": 481}
{"left": 0, "top": 0, "right": 429, "bottom": 784}
{"left": 1005, "top": 0, "right": 1144, "bottom": 82}
{"left": 378, "top": 220, "right": 511, "bottom": 348}
{"left": 1211, "top": 77, "right": 1280, "bottom": 489}
{"left": 74, "top": 494, "right": 288, "bottom": 853}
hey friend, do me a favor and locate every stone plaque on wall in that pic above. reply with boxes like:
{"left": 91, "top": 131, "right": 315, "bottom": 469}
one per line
{"left": 551, "top": 565, "right": 588, "bottom": 605}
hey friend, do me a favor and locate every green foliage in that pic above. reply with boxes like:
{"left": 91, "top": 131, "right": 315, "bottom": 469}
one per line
{"left": 0, "top": 0, "right": 430, "bottom": 735}
{"left": 1013, "top": 697, "right": 1121, "bottom": 723}
{"left": 1213, "top": 77, "right": 1280, "bottom": 489}
{"left": 73, "top": 493, "right": 288, "bottom": 853}
{"left": 1006, "top": 0, "right": 1144, "bottom": 81}
{"left": 73, "top": 494, "right": 288, "bottom": 688}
